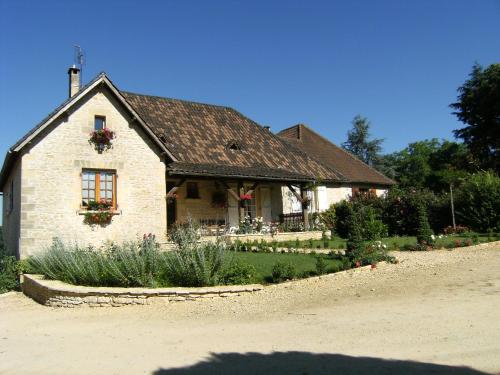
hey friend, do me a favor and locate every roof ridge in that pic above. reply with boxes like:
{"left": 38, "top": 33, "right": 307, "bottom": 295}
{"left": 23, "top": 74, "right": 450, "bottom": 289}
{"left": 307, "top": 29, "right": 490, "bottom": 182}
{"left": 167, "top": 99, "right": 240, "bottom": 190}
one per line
{"left": 120, "top": 90, "right": 234, "bottom": 111}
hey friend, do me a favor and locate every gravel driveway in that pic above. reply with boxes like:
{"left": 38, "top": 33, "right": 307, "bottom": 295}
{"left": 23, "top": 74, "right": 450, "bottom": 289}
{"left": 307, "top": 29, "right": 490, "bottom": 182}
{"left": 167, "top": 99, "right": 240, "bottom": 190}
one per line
{"left": 1, "top": 244, "right": 499, "bottom": 375}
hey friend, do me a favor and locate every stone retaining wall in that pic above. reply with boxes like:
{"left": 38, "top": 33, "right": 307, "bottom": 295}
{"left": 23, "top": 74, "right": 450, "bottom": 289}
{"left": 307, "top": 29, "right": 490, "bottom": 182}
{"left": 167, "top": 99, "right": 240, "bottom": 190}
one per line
{"left": 196, "top": 230, "right": 329, "bottom": 244}
{"left": 22, "top": 274, "right": 263, "bottom": 308}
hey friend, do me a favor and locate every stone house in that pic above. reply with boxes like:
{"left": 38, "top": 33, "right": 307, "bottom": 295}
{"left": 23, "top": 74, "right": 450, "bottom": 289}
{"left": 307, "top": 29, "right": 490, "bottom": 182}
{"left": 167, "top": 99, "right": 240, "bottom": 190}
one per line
{"left": 0, "top": 68, "right": 393, "bottom": 258}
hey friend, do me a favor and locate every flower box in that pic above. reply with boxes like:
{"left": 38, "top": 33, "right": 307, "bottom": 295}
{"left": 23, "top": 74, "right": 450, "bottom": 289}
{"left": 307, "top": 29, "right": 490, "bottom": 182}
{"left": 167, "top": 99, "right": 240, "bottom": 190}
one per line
{"left": 89, "top": 128, "right": 115, "bottom": 152}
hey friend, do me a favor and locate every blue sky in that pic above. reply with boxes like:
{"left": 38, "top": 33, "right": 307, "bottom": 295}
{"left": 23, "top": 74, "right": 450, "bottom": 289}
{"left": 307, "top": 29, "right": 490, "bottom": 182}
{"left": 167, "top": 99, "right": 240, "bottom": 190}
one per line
{"left": 0, "top": 0, "right": 499, "bottom": 219}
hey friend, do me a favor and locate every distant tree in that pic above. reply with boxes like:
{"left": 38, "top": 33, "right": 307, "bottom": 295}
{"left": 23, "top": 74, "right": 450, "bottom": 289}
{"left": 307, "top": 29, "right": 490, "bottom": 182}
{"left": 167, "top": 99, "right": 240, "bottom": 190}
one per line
{"left": 386, "top": 139, "right": 472, "bottom": 192}
{"left": 342, "top": 115, "right": 384, "bottom": 168}
{"left": 451, "top": 63, "right": 500, "bottom": 172}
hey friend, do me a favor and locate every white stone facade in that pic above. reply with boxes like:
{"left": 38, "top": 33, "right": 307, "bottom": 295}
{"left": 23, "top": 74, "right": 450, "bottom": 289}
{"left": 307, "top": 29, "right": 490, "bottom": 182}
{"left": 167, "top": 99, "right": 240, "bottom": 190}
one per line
{"left": 282, "top": 184, "right": 388, "bottom": 214}
{"left": 4, "top": 86, "right": 167, "bottom": 258}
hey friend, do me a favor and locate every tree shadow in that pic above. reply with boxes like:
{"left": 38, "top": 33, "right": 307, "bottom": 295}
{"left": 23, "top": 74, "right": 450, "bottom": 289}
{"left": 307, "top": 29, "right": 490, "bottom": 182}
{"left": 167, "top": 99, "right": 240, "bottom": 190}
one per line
{"left": 153, "top": 351, "right": 489, "bottom": 375}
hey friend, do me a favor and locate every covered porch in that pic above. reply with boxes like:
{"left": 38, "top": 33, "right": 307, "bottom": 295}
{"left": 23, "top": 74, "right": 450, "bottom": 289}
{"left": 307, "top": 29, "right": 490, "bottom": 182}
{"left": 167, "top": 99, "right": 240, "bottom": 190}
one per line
{"left": 165, "top": 175, "right": 316, "bottom": 237}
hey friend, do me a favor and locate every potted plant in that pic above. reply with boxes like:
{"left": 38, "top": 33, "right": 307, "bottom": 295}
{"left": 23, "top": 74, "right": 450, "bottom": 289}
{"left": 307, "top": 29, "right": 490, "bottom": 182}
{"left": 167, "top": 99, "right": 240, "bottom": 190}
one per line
{"left": 240, "top": 193, "right": 252, "bottom": 201}
{"left": 89, "top": 128, "right": 115, "bottom": 152}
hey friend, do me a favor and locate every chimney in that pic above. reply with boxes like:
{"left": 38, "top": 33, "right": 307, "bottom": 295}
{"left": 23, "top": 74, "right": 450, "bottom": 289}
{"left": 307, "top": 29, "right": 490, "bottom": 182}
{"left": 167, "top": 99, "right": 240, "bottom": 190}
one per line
{"left": 263, "top": 125, "right": 271, "bottom": 131}
{"left": 68, "top": 65, "right": 80, "bottom": 97}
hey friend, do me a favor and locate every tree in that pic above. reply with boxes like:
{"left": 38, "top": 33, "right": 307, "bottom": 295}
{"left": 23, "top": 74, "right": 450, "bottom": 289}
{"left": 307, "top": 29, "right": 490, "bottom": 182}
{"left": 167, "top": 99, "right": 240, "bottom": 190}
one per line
{"left": 385, "top": 139, "right": 472, "bottom": 192}
{"left": 451, "top": 63, "right": 500, "bottom": 172}
{"left": 455, "top": 171, "right": 500, "bottom": 232}
{"left": 342, "top": 115, "right": 384, "bottom": 168}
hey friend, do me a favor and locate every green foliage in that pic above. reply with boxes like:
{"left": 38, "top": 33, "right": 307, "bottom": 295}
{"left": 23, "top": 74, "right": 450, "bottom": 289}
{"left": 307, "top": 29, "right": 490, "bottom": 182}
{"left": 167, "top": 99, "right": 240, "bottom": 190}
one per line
{"left": 334, "top": 196, "right": 387, "bottom": 240}
{"left": 382, "top": 187, "right": 447, "bottom": 236}
{"left": 0, "top": 253, "right": 18, "bottom": 293}
{"left": 363, "top": 207, "right": 388, "bottom": 240}
{"left": 222, "top": 262, "right": 256, "bottom": 285}
{"left": 383, "top": 139, "right": 472, "bottom": 192}
{"left": 168, "top": 219, "right": 201, "bottom": 249}
{"left": 451, "top": 63, "right": 500, "bottom": 172}
{"left": 30, "top": 237, "right": 167, "bottom": 287}
{"left": 342, "top": 115, "right": 384, "bottom": 168}
{"left": 161, "top": 241, "right": 230, "bottom": 287}
{"left": 319, "top": 205, "right": 336, "bottom": 230}
{"left": 1, "top": 231, "right": 31, "bottom": 293}
{"left": 271, "top": 261, "right": 296, "bottom": 283}
{"left": 315, "top": 256, "right": 327, "bottom": 275}
{"left": 455, "top": 171, "right": 500, "bottom": 232}
{"left": 415, "top": 200, "right": 434, "bottom": 246}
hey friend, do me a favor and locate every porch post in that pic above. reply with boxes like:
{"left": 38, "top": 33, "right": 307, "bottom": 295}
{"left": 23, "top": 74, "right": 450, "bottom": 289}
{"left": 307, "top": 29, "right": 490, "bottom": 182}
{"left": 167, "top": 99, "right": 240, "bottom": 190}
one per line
{"left": 301, "top": 185, "right": 310, "bottom": 230}
{"left": 237, "top": 181, "right": 245, "bottom": 222}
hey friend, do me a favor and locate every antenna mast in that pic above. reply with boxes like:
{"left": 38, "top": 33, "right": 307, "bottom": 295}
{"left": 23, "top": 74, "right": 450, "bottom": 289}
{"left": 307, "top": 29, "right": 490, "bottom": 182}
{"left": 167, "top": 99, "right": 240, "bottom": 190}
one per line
{"left": 73, "top": 45, "right": 85, "bottom": 85}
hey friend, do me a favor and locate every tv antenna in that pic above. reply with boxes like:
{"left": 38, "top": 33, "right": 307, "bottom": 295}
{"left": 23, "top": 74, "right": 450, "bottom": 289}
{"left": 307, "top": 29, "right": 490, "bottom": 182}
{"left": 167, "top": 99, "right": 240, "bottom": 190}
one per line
{"left": 73, "top": 45, "right": 85, "bottom": 85}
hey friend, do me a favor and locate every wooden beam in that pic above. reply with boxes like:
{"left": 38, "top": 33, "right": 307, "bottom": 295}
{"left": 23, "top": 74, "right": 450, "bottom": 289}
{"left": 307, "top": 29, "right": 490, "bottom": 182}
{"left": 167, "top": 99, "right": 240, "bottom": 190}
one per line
{"left": 166, "top": 178, "right": 186, "bottom": 198}
{"left": 238, "top": 181, "right": 245, "bottom": 221}
{"left": 245, "top": 181, "right": 259, "bottom": 195}
{"left": 286, "top": 183, "right": 304, "bottom": 203}
{"left": 219, "top": 180, "right": 241, "bottom": 201}
{"left": 301, "top": 185, "right": 310, "bottom": 230}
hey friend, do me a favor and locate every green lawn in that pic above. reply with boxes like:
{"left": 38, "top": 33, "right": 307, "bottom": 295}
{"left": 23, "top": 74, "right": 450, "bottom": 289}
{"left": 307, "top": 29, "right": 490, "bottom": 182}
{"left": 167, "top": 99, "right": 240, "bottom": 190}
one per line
{"left": 232, "top": 251, "right": 344, "bottom": 283}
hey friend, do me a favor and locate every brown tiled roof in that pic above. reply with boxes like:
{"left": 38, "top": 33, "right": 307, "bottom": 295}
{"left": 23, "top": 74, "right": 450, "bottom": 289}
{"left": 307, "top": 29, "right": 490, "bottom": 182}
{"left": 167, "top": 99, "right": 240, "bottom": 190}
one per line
{"left": 278, "top": 124, "right": 394, "bottom": 186}
{"left": 121, "top": 92, "right": 343, "bottom": 182}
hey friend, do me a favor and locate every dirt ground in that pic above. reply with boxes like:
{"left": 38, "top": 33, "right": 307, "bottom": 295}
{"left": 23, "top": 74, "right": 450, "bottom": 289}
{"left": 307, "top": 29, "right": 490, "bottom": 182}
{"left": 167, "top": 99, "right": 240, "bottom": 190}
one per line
{"left": 1, "top": 244, "right": 499, "bottom": 375}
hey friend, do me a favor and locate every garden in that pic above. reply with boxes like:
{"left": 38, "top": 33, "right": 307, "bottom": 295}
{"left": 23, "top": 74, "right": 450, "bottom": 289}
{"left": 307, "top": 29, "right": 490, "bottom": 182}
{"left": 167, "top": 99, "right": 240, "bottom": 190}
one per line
{"left": 1, "top": 171, "right": 499, "bottom": 293}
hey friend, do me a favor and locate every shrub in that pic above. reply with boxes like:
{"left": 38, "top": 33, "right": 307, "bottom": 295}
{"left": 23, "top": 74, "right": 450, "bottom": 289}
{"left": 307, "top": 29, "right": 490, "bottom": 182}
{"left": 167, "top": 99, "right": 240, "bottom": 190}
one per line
{"left": 162, "top": 240, "right": 230, "bottom": 287}
{"left": 320, "top": 205, "right": 336, "bottom": 230}
{"left": 271, "top": 261, "right": 296, "bottom": 283}
{"left": 455, "top": 171, "right": 500, "bottom": 232}
{"left": 315, "top": 256, "right": 327, "bottom": 275}
{"left": 0, "top": 254, "right": 18, "bottom": 293}
{"left": 443, "top": 225, "right": 469, "bottom": 235}
{"left": 362, "top": 206, "right": 388, "bottom": 240}
{"left": 30, "top": 237, "right": 168, "bottom": 287}
{"left": 416, "top": 200, "right": 434, "bottom": 246}
{"left": 168, "top": 219, "right": 200, "bottom": 250}
{"left": 222, "top": 262, "right": 256, "bottom": 285}
{"left": 334, "top": 199, "right": 387, "bottom": 240}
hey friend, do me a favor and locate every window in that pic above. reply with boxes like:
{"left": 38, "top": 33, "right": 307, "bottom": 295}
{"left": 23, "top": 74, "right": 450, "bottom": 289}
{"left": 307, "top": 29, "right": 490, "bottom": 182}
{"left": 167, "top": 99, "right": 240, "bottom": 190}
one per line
{"left": 186, "top": 182, "right": 200, "bottom": 199}
{"left": 8, "top": 179, "right": 14, "bottom": 213}
{"left": 226, "top": 141, "right": 242, "bottom": 151}
{"left": 82, "top": 170, "right": 116, "bottom": 208}
{"left": 94, "top": 116, "right": 106, "bottom": 131}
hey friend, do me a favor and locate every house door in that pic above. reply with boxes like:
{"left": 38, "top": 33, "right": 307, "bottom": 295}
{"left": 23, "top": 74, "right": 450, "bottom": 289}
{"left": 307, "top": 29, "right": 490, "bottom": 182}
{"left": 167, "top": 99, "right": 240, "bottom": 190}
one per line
{"left": 167, "top": 182, "right": 177, "bottom": 228}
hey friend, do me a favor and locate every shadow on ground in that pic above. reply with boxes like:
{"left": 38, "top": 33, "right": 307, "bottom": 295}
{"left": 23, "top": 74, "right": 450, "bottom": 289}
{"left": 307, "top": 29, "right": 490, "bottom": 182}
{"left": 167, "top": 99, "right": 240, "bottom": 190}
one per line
{"left": 153, "top": 351, "right": 489, "bottom": 375}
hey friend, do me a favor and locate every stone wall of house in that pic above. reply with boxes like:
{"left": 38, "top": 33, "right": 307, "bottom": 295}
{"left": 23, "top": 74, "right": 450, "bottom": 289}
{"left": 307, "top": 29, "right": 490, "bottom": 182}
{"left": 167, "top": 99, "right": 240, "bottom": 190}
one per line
{"left": 173, "top": 179, "right": 227, "bottom": 224}
{"left": 1, "top": 158, "right": 22, "bottom": 257}
{"left": 17, "top": 86, "right": 167, "bottom": 257}
{"left": 326, "top": 186, "right": 352, "bottom": 205}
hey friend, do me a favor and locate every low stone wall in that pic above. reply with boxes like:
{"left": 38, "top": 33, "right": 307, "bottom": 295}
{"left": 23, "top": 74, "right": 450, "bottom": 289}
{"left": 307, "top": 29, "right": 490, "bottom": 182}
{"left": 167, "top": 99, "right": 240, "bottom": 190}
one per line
{"left": 22, "top": 274, "right": 263, "bottom": 308}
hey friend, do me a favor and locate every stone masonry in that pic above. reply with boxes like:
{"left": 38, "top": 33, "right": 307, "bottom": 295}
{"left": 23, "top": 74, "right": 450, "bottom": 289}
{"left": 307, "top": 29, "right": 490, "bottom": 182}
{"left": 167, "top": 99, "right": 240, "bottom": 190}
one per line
{"left": 15, "top": 86, "right": 167, "bottom": 257}
{"left": 22, "top": 274, "right": 264, "bottom": 308}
